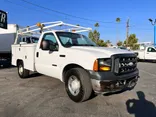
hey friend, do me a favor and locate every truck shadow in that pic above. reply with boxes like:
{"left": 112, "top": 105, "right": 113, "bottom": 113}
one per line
{"left": 103, "top": 90, "right": 126, "bottom": 96}
{"left": 103, "top": 87, "right": 133, "bottom": 96}
{"left": 138, "top": 60, "right": 156, "bottom": 63}
{"left": 27, "top": 73, "right": 42, "bottom": 79}
{"left": 126, "top": 91, "right": 156, "bottom": 117}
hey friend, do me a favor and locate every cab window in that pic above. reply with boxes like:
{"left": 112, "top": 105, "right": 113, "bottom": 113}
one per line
{"left": 147, "top": 47, "right": 156, "bottom": 52}
{"left": 40, "top": 33, "right": 58, "bottom": 50}
{"left": 42, "top": 33, "right": 57, "bottom": 44}
{"left": 26, "top": 37, "right": 31, "bottom": 43}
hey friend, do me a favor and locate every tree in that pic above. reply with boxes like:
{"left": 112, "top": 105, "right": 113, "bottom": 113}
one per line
{"left": 88, "top": 30, "right": 108, "bottom": 47}
{"left": 116, "top": 18, "right": 121, "bottom": 45}
{"left": 88, "top": 30, "right": 100, "bottom": 43}
{"left": 88, "top": 23, "right": 100, "bottom": 43}
{"left": 124, "top": 34, "right": 139, "bottom": 50}
{"left": 89, "top": 23, "right": 109, "bottom": 47}
{"left": 93, "top": 30, "right": 100, "bottom": 43}
{"left": 94, "top": 22, "right": 99, "bottom": 28}
{"left": 97, "top": 40, "right": 107, "bottom": 47}
{"left": 105, "top": 40, "right": 111, "bottom": 44}
{"left": 116, "top": 18, "right": 121, "bottom": 23}
{"left": 132, "top": 44, "right": 139, "bottom": 50}
{"left": 89, "top": 31, "right": 94, "bottom": 42}
{"left": 117, "top": 41, "right": 123, "bottom": 46}
{"left": 103, "top": 40, "right": 111, "bottom": 47}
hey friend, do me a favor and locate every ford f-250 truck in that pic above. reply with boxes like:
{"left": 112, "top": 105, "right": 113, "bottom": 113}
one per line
{"left": 11, "top": 21, "right": 139, "bottom": 102}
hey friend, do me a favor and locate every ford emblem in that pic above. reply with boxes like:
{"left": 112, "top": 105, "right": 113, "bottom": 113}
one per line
{"left": 128, "top": 62, "right": 133, "bottom": 66}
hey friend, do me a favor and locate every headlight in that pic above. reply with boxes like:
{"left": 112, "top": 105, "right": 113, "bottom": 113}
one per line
{"left": 93, "top": 58, "right": 111, "bottom": 72}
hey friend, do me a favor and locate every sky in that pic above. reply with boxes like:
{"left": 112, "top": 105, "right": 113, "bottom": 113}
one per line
{"left": 1, "top": 0, "right": 156, "bottom": 45}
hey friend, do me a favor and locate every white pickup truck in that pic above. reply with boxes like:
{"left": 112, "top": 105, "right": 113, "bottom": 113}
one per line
{"left": 12, "top": 21, "right": 139, "bottom": 102}
{"left": 134, "top": 46, "right": 156, "bottom": 61}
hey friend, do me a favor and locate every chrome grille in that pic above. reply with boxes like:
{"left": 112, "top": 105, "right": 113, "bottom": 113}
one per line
{"left": 113, "top": 54, "right": 137, "bottom": 75}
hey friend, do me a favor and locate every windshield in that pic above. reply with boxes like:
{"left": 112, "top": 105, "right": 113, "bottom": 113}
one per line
{"left": 56, "top": 32, "right": 96, "bottom": 47}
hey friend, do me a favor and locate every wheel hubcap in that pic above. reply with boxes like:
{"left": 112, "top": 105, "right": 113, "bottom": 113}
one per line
{"left": 68, "top": 75, "right": 80, "bottom": 96}
{"left": 19, "top": 65, "right": 23, "bottom": 75}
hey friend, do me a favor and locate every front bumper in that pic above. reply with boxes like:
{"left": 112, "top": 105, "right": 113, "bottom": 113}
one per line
{"left": 88, "top": 69, "right": 139, "bottom": 93}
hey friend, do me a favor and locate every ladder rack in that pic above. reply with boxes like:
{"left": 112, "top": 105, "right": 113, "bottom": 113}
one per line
{"left": 17, "top": 21, "right": 92, "bottom": 35}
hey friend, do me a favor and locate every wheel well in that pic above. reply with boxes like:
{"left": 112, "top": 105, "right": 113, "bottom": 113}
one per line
{"left": 16, "top": 59, "right": 23, "bottom": 66}
{"left": 62, "top": 64, "right": 84, "bottom": 82}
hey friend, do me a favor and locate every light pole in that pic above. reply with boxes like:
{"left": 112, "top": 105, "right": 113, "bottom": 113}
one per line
{"left": 149, "top": 18, "right": 156, "bottom": 46}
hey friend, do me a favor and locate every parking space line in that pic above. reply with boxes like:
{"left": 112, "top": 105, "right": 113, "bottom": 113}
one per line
{"left": 140, "top": 69, "right": 156, "bottom": 77}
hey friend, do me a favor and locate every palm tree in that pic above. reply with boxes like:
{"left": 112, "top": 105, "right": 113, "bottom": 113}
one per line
{"left": 116, "top": 18, "right": 121, "bottom": 46}
{"left": 116, "top": 18, "right": 121, "bottom": 23}
{"left": 94, "top": 22, "right": 99, "bottom": 28}
{"left": 93, "top": 23, "right": 100, "bottom": 44}
{"left": 105, "top": 40, "right": 111, "bottom": 47}
{"left": 106, "top": 40, "right": 111, "bottom": 44}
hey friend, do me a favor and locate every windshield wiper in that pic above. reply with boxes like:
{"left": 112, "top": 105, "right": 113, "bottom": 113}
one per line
{"left": 64, "top": 44, "right": 95, "bottom": 47}
{"left": 88, "top": 45, "right": 95, "bottom": 46}
{"left": 64, "top": 43, "right": 78, "bottom": 47}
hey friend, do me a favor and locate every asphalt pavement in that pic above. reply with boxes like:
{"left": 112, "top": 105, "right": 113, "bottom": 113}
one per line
{"left": 0, "top": 62, "right": 156, "bottom": 117}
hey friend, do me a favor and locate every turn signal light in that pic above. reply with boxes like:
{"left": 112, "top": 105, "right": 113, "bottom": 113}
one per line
{"left": 93, "top": 60, "right": 98, "bottom": 71}
{"left": 99, "top": 66, "right": 110, "bottom": 71}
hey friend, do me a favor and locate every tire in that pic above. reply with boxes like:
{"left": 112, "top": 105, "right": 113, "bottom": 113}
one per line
{"left": 137, "top": 58, "right": 140, "bottom": 62}
{"left": 65, "top": 68, "right": 92, "bottom": 102}
{"left": 17, "top": 61, "right": 29, "bottom": 78}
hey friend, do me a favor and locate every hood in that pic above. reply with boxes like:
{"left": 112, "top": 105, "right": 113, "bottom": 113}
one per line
{"left": 69, "top": 46, "right": 134, "bottom": 58}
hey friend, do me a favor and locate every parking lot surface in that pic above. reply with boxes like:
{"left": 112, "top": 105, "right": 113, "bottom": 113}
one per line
{"left": 0, "top": 62, "right": 156, "bottom": 117}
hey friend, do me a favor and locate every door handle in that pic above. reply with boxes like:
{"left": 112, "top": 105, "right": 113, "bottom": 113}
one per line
{"left": 36, "top": 52, "right": 39, "bottom": 57}
{"left": 146, "top": 53, "right": 149, "bottom": 54}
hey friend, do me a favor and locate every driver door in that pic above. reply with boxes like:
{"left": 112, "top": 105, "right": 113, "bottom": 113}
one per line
{"left": 35, "top": 33, "right": 60, "bottom": 79}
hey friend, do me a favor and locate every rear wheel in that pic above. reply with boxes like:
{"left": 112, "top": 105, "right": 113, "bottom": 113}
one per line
{"left": 17, "top": 61, "right": 29, "bottom": 78}
{"left": 65, "top": 68, "right": 92, "bottom": 102}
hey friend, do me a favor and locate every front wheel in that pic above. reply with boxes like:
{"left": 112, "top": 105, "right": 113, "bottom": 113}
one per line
{"left": 17, "top": 61, "right": 29, "bottom": 78}
{"left": 65, "top": 68, "right": 92, "bottom": 102}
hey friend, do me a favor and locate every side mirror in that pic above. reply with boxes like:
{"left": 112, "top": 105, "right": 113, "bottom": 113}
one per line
{"left": 41, "top": 40, "right": 58, "bottom": 51}
{"left": 41, "top": 40, "right": 50, "bottom": 50}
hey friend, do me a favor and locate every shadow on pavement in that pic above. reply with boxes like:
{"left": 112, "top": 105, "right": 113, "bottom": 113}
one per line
{"left": 138, "top": 60, "right": 156, "bottom": 63}
{"left": 28, "top": 73, "right": 42, "bottom": 78}
{"left": 126, "top": 91, "right": 156, "bottom": 117}
{"left": 103, "top": 87, "right": 134, "bottom": 96}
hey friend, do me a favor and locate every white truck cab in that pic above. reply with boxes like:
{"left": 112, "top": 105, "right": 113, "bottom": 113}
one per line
{"left": 12, "top": 21, "right": 139, "bottom": 102}
{"left": 134, "top": 46, "right": 156, "bottom": 61}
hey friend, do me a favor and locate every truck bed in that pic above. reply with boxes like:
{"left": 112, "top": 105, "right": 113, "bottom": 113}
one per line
{"left": 12, "top": 44, "right": 37, "bottom": 71}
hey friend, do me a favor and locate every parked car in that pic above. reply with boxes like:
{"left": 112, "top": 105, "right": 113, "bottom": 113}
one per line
{"left": 11, "top": 21, "right": 139, "bottom": 102}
